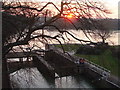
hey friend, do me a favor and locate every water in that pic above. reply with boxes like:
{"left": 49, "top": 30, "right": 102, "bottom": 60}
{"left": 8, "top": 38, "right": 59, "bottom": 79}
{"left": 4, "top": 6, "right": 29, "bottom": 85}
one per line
{"left": 47, "top": 30, "right": 120, "bottom": 45}
{"left": 12, "top": 30, "right": 120, "bottom": 51}
{"left": 9, "top": 30, "right": 120, "bottom": 88}
{"left": 29, "top": 30, "right": 120, "bottom": 50}
{"left": 10, "top": 68, "right": 95, "bottom": 89}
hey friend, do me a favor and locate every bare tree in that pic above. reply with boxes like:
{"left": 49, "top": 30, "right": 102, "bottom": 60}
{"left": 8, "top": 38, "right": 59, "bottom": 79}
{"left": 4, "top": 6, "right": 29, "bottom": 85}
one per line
{"left": 2, "top": 0, "right": 110, "bottom": 55}
{"left": 83, "top": 19, "right": 113, "bottom": 44}
{"left": 2, "top": 0, "right": 110, "bottom": 88}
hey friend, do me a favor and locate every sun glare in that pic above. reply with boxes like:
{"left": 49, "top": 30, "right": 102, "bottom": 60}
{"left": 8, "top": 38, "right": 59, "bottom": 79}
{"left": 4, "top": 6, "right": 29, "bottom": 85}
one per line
{"left": 67, "top": 13, "right": 73, "bottom": 18}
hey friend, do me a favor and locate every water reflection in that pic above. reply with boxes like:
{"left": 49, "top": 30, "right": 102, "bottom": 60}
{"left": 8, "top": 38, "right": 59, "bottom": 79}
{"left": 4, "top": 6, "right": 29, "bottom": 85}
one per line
{"left": 29, "top": 30, "right": 120, "bottom": 50}
{"left": 55, "top": 75, "right": 94, "bottom": 88}
{"left": 10, "top": 68, "right": 95, "bottom": 89}
{"left": 10, "top": 68, "right": 51, "bottom": 88}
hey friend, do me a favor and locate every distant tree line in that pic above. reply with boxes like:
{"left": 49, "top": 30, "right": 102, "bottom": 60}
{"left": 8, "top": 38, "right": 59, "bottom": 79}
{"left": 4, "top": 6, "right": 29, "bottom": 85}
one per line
{"left": 44, "top": 17, "right": 119, "bottom": 30}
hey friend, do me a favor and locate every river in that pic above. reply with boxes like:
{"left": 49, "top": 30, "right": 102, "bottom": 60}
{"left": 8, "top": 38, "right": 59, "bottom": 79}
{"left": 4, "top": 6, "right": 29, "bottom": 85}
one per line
{"left": 9, "top": 30, "right": 120, "bottom": 88}
{"left": 10, "top": 67, "right": 95, "bottom": 89}
{"left": 28, "top": 30, "right": 120, "bottom": 50}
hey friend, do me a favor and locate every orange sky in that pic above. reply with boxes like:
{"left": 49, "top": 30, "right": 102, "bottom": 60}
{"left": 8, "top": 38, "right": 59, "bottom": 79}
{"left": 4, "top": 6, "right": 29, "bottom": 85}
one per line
{"left": 7, "top": 0, "right": 120, "bottom": 18}
{"left": 35, "top": 0, "right": 119, "bottom": 18}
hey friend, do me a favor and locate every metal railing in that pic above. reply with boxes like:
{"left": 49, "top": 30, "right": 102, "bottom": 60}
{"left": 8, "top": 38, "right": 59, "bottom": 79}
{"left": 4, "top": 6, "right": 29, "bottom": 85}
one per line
{"left": 48, "top": 45, "right": 111, "bottom": 78}
{"left": 73, "top": 55, "right": 111, "bottom": 77}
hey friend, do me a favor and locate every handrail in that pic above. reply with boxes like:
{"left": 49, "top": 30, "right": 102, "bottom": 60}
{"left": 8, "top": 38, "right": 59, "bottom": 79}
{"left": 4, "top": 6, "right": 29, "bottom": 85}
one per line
{"left": 84, "top": 59, "right": 110, "bottom": 73}
{"left": 48, "top": 45, "right": 111, "bottom": 76}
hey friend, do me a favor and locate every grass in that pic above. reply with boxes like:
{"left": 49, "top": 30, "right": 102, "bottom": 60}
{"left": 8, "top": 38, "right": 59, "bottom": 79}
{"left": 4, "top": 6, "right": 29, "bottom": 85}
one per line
{"left": 75, "top": 50, "right": 120, "bottom": 77}
{"left": 55, "top": 44, "right": 120, "bottom": 77}
{"left": 54, "top": 44, "right": 80, "bottom": 51}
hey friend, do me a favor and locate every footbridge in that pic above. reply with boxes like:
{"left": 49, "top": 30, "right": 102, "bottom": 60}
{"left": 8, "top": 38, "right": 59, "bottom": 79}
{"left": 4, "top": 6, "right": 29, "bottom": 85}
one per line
{"left": 6, "top": 46, "right": 120, "bottom": 88}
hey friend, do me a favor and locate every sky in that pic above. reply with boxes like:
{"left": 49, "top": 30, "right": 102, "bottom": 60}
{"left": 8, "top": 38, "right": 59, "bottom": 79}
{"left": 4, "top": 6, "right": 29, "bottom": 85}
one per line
{"left": 34, "top": 0, "right": 119, "bottom": 18}
{"left": 5, "top": 0, "right": 120, "bottom": 18}
{"left": 102, "top": 0, "right": 119, "bottom": 18}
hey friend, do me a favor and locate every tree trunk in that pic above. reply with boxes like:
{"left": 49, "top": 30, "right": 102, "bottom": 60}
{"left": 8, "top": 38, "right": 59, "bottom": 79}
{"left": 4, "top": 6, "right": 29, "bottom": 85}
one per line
{"left": 102, "top": 37, "right": 105, "bottom": 44}
{"left": 2, "top": 56, "right": 11, "bottom": 89}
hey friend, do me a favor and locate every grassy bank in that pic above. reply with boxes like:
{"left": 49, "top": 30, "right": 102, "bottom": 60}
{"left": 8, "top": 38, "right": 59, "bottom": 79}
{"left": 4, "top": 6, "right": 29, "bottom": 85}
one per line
{"left": 55, "top": 44, "right": 120, "bottom": 77}
{"left": 75, "top": 50, "right": 119, "bottom": 77}
{"left": 54, "top": 44, "right": 80, "bottom": 51}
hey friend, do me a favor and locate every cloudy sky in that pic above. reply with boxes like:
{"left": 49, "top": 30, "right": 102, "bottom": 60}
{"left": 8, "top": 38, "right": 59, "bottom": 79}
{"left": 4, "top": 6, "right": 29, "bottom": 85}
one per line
{"left": 35, "top": 0, "right": 119, "bottom": 18}
{"left": 6, "top": 0, "right": 120, "bottom": 18}
{"left": 103, "top": 0, "right": 119, "bottom": 18}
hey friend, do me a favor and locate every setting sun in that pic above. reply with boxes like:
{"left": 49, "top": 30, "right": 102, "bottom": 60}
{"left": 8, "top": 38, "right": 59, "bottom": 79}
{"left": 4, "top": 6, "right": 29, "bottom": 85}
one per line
{"left": 66, "top": 13, "right": 73, "bottom": 18}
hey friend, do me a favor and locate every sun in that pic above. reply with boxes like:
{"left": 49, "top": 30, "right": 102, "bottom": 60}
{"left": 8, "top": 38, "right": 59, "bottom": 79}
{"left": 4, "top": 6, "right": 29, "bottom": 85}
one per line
{"left": 66, "top": 13, "right": 73, "bottom": 18}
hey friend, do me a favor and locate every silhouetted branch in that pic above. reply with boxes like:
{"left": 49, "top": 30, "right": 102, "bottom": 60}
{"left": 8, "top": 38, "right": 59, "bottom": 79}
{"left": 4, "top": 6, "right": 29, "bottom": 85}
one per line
{"left": 2, "top": 2, "right": 61, "bottom": 13}
{"left": 2, "top": 0, "right": 110, "bottom": 55}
